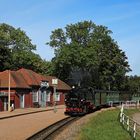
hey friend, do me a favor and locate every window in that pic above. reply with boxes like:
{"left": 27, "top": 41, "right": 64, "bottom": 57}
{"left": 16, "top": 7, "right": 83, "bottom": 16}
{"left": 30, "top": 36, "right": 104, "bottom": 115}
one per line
{"left": 46, "top": 91, "right": 51, "bottom": 102}
{"left": 55, "top": 92, "right": 60, "bottom": 101}
{"left": 32, "top": 91, "right": 38, "bottom": 102}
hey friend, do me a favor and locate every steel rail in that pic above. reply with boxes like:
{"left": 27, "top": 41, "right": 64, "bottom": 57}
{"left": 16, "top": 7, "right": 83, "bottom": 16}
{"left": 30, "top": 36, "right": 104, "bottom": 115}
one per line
{"left": 26, "top": 117, "right": 80, "bottom": 140}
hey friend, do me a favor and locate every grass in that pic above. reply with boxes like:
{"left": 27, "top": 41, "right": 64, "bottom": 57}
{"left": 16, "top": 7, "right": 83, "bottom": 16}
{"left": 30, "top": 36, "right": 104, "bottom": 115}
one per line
{"left": 76, "top": 108, "right": 140, "bottom": 140}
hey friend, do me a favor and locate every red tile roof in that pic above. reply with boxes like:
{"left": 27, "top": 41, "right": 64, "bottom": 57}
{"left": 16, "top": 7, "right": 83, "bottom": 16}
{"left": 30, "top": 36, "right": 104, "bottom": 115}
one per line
{"left": 0, "top": 68, "right": 71, "bottom": 90}
{"left": 17, "top": 68, "right": 71, "bottom": 90}
{"left": 17, "top": 68, "right": 47, "bottom": 86}
{"left": 0, "top": 70, "right": 30, "bottom": 89}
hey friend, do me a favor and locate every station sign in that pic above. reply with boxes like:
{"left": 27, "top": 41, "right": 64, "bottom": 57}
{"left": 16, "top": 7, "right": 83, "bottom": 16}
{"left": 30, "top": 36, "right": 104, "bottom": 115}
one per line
{"left": 40, "top": 81, "right": 49, "bottom": 88}
{"left": 52, "top": 79, "right": 58, "bottom": 85}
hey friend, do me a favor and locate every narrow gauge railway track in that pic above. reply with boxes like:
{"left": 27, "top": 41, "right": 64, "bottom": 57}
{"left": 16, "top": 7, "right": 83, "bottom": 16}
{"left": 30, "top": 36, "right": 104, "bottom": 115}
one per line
{"left": 26, "top": 117, "right": 81, "bottom": 140}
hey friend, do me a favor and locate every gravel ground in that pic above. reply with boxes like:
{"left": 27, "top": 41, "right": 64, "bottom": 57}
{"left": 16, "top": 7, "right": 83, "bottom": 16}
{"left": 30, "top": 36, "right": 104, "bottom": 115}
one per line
{"left": 55, "top": 108, "right": 115, "bottom": 140}
{"left": 133, "top": 113, "right": 140, "bottom": 124}
{"left": 131, "top": 112, "right": 140, "bottom": 136}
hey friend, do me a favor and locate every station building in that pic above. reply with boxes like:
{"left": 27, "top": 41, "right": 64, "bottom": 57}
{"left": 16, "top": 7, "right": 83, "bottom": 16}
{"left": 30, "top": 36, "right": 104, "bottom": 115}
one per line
{"left": 0, "top": 68, "right": 71, "bottom": 111}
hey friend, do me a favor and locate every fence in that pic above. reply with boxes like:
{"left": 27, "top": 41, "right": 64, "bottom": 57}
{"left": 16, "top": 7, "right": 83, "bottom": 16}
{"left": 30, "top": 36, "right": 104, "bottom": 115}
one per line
{"left": 108, "top": 100, "right": 140, "bottom": 108}
{"left": 120, "top": 104, "right": 140, "bottom": 139}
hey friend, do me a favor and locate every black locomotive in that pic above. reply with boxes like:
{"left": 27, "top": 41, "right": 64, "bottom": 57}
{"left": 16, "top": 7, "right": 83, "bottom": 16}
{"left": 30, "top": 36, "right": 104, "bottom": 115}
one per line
{"left": 64, "top": 86, "right": 121, "bottom": 116}
{"left": 64, "top": 86, "right": 95, "bottom": 115}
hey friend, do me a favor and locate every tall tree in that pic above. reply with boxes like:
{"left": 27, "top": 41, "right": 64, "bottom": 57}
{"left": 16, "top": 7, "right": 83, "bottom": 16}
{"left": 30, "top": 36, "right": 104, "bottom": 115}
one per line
{"left": 0, "top": 23, "right": 52, "bottom": 75}
{"left": 0, "top": 45, "right": 11, "bottom": 71}
{"left": 0, "top": 23, "right": 36, "bottom": 70}
{"left": 0, "top": 23, "right": 36, "bottom": 51}
{"left": 47, "top": 21, "right": 131, "bottom": 90}
{"left": 124, "top": 75, "right": 140, "bottom": 93}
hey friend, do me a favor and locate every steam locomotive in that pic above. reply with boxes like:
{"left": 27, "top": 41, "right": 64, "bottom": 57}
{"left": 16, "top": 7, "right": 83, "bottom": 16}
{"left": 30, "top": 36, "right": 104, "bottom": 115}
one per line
{"left": 64, "top": 86, "right": 96, "bottom": 116}
{"left": 64, "top": 86, "right": 121, "bottom": 116}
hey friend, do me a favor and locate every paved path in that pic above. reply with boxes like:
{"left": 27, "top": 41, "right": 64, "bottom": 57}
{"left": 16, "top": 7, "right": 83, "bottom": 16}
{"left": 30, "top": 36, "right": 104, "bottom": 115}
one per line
{"left": 0, "top": 105, "right": 67, "bottom": 140}
{"left": 133, "top": 113, "right": 140, "bottom": 124}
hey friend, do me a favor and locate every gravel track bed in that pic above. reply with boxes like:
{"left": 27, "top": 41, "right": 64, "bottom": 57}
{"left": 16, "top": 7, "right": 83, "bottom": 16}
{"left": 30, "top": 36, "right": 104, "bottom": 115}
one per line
{"left": 55, "top": 108, "right": 114, "bottom": 140}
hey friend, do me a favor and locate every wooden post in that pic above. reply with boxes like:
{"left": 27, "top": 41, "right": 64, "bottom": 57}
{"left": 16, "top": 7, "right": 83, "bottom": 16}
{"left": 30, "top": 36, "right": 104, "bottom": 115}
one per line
{"left": 127, "top": 117, "right": 129, "bottom": 131}
{"left": 8, "top": 70, "right": 11, "bottom": 111}
{"left": 52, "top": 79, "right": 58, "bottom": 113}
{"left": 133, "top": 122, "right": 136, "bottom": 138}
{"left": 120, "top": 113, "right": 122, "bottom": 123}
{"left": 137, "top": 100, "right": 139, "bottom": 108}
{"left": 53, "top": 85, "right": 57, "bottom": 113}
{"left": 120, "top": 104, "right": 124, "bottom": 123}
{"left": 122, "top": 114, "right": 125, "bottom": 125}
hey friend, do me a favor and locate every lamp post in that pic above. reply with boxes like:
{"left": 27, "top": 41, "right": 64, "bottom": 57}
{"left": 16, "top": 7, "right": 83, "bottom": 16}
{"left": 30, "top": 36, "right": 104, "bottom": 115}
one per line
{"left": 8, "top": 70, "right": 11, "bottom": 111}
{"left": 52, "top": 78, "right": 58, "bottom": 113}
{"left": 8, "top": 47, "right": 13, "bottom": 111}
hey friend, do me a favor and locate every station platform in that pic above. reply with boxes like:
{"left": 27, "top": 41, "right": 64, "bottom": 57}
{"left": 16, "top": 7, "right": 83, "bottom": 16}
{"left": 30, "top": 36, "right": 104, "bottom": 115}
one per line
{"left": 0, "top": 105, "right": 67, "bottom": 140}
{"left": 0, "top": 105, "right": 65, "bottom": 119}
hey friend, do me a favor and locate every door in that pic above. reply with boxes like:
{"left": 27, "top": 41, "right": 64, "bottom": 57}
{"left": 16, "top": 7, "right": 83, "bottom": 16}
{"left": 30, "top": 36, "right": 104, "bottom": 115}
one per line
{"left": 4, "top": 97, "right": 8, "bottom": 111}
{"left": 41, "top": 90, "right": 46, "bottom": 107}
{"left": 0, "top": 98, "right": 3, "bottom": 111}
{"left": 0, "top": 97, "right": 7, "bottom": 111}
{"left": 20, "top": 94, "right": 24, "bottom": 108}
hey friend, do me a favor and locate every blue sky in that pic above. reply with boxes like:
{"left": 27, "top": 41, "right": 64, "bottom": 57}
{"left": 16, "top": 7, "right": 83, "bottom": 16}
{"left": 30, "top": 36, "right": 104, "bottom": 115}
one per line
{"left": 0, "top": 0, "right": 140, "bottom": 75}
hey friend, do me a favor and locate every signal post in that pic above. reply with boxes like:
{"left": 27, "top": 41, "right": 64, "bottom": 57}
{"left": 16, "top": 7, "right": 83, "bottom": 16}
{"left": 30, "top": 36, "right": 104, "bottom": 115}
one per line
{"left": 52, "top": 78, "right": 58, "bottom": 113}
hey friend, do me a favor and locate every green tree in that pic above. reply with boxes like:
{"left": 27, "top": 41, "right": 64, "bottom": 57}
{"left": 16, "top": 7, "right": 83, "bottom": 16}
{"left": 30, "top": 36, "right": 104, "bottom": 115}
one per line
{"left": 11, "top": 48, "right": 52, "bottom": 75}
{"left": 92, "top": 25, "right": 131, "bottom": 90}
{"left": 124, "top": 75, "right": 140, "bottom": 93}
{"left": 0, "top": 23, "right": 36, "bottom": 51}
{"left": 0, "top": 45, "right": 11, "bottom": 71}
{"left": 47, "top": 21, "right": 131, "bottom": 90}
{"left": 0, "top": 23, "right": 52, "bottom": 75}
{"left": 0, "top": 23, "right": 36, "bottom": 70}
